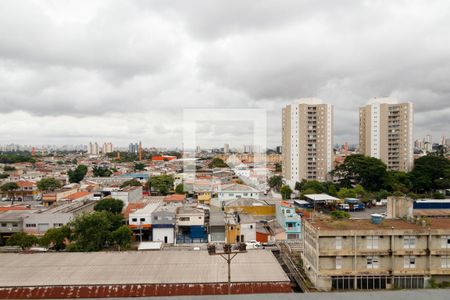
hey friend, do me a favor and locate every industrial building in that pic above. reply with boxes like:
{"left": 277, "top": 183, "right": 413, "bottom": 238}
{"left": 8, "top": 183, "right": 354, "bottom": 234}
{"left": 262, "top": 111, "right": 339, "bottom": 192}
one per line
{"left": 0, "top": 251, "right": 291, "bottom": 298}
{"left": 302, "top": 217, "right": 450, "bottom": 291}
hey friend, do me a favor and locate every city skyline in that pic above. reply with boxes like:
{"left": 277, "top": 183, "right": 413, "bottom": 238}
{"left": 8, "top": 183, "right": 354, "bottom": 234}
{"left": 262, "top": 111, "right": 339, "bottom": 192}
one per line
{"left": 0, "top": 1, "right": 449, "bottom": 147}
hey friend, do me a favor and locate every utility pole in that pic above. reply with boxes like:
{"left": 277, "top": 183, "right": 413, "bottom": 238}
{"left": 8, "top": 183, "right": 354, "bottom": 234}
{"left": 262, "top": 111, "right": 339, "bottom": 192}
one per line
{"left": 207, "top": 243, "right": 247, "bottom": 295}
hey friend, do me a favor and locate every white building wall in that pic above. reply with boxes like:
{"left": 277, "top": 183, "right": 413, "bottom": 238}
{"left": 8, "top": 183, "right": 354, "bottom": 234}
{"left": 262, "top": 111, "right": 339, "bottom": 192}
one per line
{"left": 152, "top": 227, "right": 174, "bottom": 243}
{"left": 240, "top": 223, "right": 256, "bottom": 242}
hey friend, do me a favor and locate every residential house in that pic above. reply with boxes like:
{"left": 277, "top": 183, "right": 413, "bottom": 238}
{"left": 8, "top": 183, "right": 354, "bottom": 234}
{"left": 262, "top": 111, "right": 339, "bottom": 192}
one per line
{"left": 176, "top": 206, "right": 207, "bottom": 243}
{"left": 24, "top": 201, "right": 95, "bottom": 235}
{"left": 151, "top": 203, "right": 179, "bottom": 244}
{"left": 276, "top": 201, "right": 302, "bottom": 240}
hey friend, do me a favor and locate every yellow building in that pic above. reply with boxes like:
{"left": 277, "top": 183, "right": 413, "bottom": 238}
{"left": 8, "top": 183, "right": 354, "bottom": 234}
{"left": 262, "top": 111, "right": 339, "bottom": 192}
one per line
{"left": 225, "top": 214, "right": 240, "bottom": 244}
{"left": 196, "top": 192, "right": 212, "bottom": 205}
{"left": 224, "top": 198, "right": 275, "bottom": 216}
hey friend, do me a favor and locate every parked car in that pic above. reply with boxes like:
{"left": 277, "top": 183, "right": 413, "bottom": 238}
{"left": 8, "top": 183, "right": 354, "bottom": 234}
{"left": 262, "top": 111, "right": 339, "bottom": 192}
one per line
{"left": 245, "top": 240, "right": 262, "bottom": 249}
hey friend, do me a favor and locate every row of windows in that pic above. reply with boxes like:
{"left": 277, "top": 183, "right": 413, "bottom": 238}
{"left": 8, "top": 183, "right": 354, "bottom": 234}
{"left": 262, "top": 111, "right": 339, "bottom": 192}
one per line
{"left": 335, "top": 235, "right": 450, "bottom": 250}
{"left": 335, "top": 256, "right": 450, "bottom": 270}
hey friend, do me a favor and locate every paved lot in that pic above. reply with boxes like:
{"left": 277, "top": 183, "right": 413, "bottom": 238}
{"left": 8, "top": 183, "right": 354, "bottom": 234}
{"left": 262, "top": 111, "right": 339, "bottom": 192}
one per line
{"left": 0, "top": 250, "right": 289, "bottom": 287}
{"left": 348, "top": 205, "right": 386, "bottom": 219}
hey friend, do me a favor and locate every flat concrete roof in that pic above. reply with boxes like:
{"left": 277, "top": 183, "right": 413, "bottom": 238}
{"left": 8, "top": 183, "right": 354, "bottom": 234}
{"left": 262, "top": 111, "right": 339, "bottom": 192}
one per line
{"left": 0, "top": 250, "right": 289, "bottom": 287}
{"left": 308, "top": 217, "right": 450, "bottom": 231}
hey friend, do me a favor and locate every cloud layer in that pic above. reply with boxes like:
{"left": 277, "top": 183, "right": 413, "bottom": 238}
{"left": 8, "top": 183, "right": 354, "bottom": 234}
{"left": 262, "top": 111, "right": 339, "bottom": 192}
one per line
{"left": 0, "top": 0, "right": 449, "bottom": 148}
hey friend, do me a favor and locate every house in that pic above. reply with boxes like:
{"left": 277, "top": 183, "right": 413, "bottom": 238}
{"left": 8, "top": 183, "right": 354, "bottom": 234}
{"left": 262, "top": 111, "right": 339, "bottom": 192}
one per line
{"left": 302, "top": 217, "right": 450, "bottom": 291}
{"left": 24, "top": 201, "right": 96, "bottom": 235}
{"left": 224, "top": 212, "right": 257, "bottom": 244}
{"left": 0, "top": 209, "right": 35, "bottom": 241}
{"left": 61, "top": 191, "right": 92, "bottom": 202}
{"left": 15, "top": 181, "right": 39, "bottom": 201}
{"left": 128, "top": 202, "right": 161, "bottom": 241}
{"left": 276, "top": 201, "right": 302, "bottom": 240}
{"left": 111, "top": 186, "right": 143, "bottom": 207}
{"left": 209, "top": 211, "right": 226, "bottom": 242}
{"left": 163, "top": 194, "right": 185, "bottom": 204}
{"left": 217, "top": 183, "right": 262, "bottom": 207}
{"left": 42, "top": 186, "right": 80, "bottom": 206}
{"left": 175, "top": 206, "right": 207, "bottom": 243}
{"left": 151, "top": 203, "right": 179, "bottom": 244}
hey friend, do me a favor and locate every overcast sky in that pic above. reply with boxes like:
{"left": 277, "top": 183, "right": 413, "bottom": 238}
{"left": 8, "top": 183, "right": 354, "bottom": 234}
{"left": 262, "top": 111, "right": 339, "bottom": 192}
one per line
{"left": 1, "top": 0, "right": 449, "bottom": 148}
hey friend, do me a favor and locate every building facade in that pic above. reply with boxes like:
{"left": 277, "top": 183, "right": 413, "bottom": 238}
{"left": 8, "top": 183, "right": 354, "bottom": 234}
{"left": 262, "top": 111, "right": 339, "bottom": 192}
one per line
{"left": 302, "top": 218, "right": 450, "bottom": 291}
{"left": 359, "top": 98, "right": 414, "bottom": 171}
{"left": 282, "top": 98, "right": 334, "bottom": 183}
{"left": 275, "top": 201, "right": 301, "bottom": 240}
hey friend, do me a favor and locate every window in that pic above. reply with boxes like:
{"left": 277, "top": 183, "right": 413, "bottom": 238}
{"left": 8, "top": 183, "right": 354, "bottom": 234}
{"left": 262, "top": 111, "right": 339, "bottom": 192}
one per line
{"left": 131, "top": 218, "right": 137, "bottom": 222}
{"left": 179, "top": 217, "right": 190, "bottom": 221}
{"left": 441, "top": 256, "right": 450, "bottom": 269}
{"left": 367, "top": 236, "right": 379, "bottom": 249}
{"left": 140, "top": 218, "right": 145, "bottom": 222}
{"left": 441, "top": 236, "right": 450, "bottom": 249}
{"left": 250, "top": 225, "right": 253, "bottom": 229}
{"left": 12, "top": 223, "right": 18, "bottom": 227}
{"left": 1, "top": 223, "right": 6, "bottom": 227}
{"left": 367, "top": 256, "right": 379, "bottom": 269}
{"left": 404, "top": 256, "right": 416, "bottom": 269}
{"left": 403, "top": 236, "right": 416, "bottom": 249}
{"left": 336, "top": 256, "right": 342, "bottom": 269}
{"left": 26, "top": 224, "right": 36, "bottom": 228}
{"left": 53, "top": 223, "right": 63, "bottom": 228}
{"left": 336, "top": 236, "right": 342, "bottom": 250}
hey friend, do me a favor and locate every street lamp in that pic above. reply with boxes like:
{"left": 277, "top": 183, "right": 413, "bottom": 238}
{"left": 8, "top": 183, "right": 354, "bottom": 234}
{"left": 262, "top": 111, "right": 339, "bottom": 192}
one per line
{"left": 207, "top": 243, "right": 247, "bottom": 295}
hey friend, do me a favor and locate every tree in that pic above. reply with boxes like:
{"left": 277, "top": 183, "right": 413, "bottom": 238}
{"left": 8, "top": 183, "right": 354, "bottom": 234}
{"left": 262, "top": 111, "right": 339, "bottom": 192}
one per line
{"left": 280, "top": 185, "right": 293, "bottom": 200}
{"left": 268, "top": 175, "right": 283, "bottom": 191}
{"left": 94, "top": 198, "right": 124, "bottom": 214}
{"left": 39, "top": 226, "right": 71, "bottom": 250}
{"left": 111, "top": 225, "right": 132, "bottom": 251}
{"left": 134, "top": 163, "right": 146, "bottom": 171}
{"left": 120, "top": 179, "right": 142, "bottom": 189}
{"left": 330, "top": 211, "right": 351, "bottom": 220}
{"left": 37, "top": 177, "right": 62, "bottom": 192}
{"left": 6, "top": 232, "right": 38, "bottom": 249}
{"left": 337, "top": 188, "right": 357, "bottom": 199}
{"left": 92, "top": 166, "right": 113, "bottom": 177}
{"left": 175, "top": 183, "right": 184, "bottom": 194}
{"left": 69, "top": 212, "right": 114, "bottom": 252}
{"left": 274, "top": 163, "right": 282, "bottom": 172}
{"left": 300, "top": 180, "right": 324, "bottom": 193}
{"left": 331, "top": 154, "right": 388, "bottom": 191}
{"left": 384, "top": 171, "right": 412, "bottom": 193}
{"left": 1, "top": 182, "right": 19, "bottom": 204}
{"left": 208, "top": 158, "right": 228, "bottom": 168}
{"left": 145, "top": 175, "right": 174, "bottom": 195}
{"left": 410, "top": 155, "right": 450, "bottom": 193}
{"left": 68, "top": 164, "right": 88, "bottom": 183}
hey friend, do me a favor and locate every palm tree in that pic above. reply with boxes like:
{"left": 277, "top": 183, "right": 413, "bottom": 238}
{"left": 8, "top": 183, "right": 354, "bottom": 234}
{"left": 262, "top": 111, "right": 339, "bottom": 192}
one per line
{"left": 1, "top": 182, "right": 19, "bottom": 205}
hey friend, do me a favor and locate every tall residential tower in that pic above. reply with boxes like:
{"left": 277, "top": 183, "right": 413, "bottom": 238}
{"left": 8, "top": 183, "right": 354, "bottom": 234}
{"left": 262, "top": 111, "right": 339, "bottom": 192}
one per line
{"left": 282, "top": 98, "right": 334, "bottom": 183}
{"left": 359, "top": 97, "right": 414, "bottom": 171}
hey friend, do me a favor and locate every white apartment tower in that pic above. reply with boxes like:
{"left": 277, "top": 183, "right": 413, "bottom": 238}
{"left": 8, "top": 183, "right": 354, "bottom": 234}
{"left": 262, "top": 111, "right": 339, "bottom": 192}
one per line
{"left": 359, "top": 98, "right": 414, "bottom": 171}
{"left": 282, "top": 98, "right": 334, "bottom": 183}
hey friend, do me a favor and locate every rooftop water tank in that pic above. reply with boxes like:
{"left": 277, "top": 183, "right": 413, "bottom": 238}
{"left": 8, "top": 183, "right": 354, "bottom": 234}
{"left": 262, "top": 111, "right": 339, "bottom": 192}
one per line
{"left": 371, "top": 214, "right": 383, "bottom": 224}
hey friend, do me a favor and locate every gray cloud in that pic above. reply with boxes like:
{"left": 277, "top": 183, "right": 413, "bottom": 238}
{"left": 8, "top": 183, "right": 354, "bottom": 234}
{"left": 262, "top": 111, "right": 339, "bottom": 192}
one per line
{"left": 0, "top": 0, "right": 449, "bottom": 147}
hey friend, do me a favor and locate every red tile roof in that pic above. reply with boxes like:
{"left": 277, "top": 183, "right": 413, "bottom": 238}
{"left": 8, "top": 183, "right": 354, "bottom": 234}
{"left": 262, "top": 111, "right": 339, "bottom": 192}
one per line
{"left": 65, "top": 191, "right": 91, "bottom": 201}
{"left": 0, "top": 206, "right": 31, "bottom": 211}
{"left": 164, "top": 194, "right": 185, "bottom": 202}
